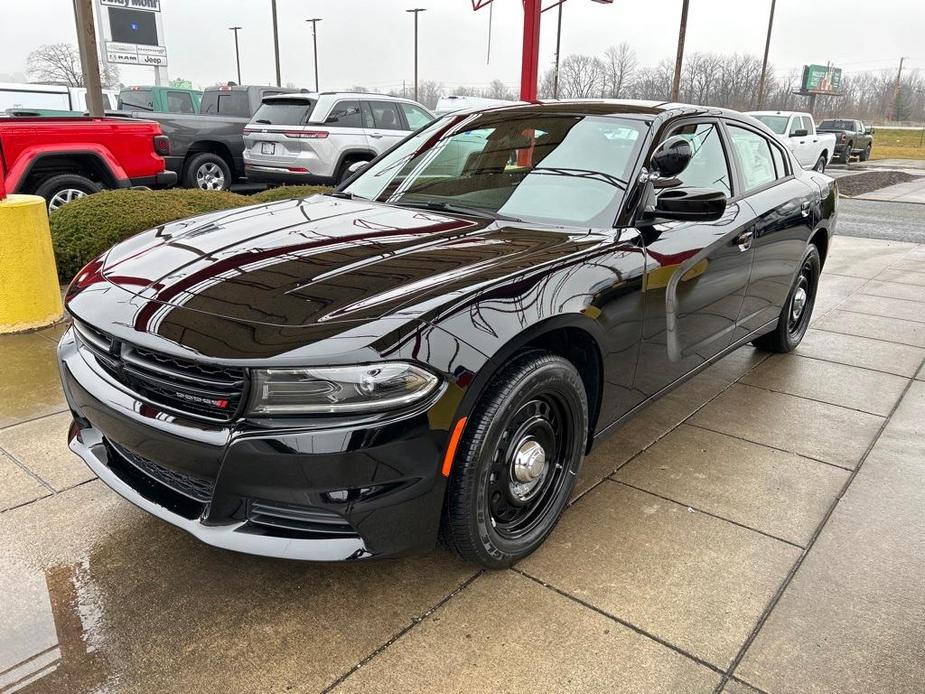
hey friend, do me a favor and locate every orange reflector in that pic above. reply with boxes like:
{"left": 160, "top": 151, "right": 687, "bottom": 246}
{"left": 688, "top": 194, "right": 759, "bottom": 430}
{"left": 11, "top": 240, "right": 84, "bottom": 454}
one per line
{"left": 441, "top": 417, "right": 467, "bottom": 477}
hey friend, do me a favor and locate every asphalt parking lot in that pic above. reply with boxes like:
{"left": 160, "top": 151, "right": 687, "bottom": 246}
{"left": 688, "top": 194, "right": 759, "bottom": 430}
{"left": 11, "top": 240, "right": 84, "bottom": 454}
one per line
{"left": 1, "top": 232, "right": 924, "bottom": 693}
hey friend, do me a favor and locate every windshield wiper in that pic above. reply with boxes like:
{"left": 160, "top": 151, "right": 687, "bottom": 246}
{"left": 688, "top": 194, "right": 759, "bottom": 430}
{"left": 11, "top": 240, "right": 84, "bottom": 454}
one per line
{"left": 530, "top": 167, "right": 628, "bottom": 189}
{"left": 324, "top": 190, "right": 368, "bottom": 201}
{"left": 392, "top": 199, "right": 522, "bottom": 222}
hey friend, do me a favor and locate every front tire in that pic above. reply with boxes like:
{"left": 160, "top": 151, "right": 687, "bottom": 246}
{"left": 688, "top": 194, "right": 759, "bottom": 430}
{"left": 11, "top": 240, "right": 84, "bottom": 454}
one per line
{"left": 860, "top": 144, "right": 871, "bottom": 162}
{"left": 35, "top": 174, "right": 102, "bottom": 213}
{"left": 442, "top": 352, "right": 588, "bottom": 569}
{"left": 813, "top": 155, "right": 826, "bottom": 172}
{"left": 752, "top": 244, "right": 821, "bottom": 353}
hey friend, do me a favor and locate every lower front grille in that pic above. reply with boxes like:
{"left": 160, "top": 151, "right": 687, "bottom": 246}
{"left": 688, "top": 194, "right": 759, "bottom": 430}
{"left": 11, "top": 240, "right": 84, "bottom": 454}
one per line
{"left": 112, "top": 442, "right": 215, "bottom": 503}
{"left": 247, "top": 500, "right": 356, "bottom": 538}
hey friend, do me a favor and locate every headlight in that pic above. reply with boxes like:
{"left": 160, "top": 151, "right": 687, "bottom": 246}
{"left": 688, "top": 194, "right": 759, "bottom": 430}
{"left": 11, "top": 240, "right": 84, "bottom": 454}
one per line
{"left": 247, "top": 362, "right": 440, "bottom": 415}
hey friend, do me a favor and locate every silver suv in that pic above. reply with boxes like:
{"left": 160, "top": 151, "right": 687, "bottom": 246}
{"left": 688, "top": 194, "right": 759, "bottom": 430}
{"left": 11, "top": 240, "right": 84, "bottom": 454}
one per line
{"left": 243, "top": 92, "right": 434, "bottom": 185}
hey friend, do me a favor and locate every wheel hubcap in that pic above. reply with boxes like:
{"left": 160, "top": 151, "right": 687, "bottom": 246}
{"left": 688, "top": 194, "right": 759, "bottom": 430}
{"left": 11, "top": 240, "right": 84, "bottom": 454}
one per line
{"left": 791, "top": 287, "right": 807, "bottom": 322}
{"left": 487, "top": 396, "right": 572, "bottom": 539}
{"left": 48, "top": 188, "right": 87, "bottom": 212}
{"left": 197, "top": 163, "right": 225, "bottom": 190}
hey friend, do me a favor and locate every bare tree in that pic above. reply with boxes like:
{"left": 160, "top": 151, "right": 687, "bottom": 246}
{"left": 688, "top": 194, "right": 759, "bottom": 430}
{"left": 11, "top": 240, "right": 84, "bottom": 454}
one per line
{"left": 558, "top": 55, "right": 605, "bottom": 99}
{"left": 27, "top": 43, "right": 119, "bottom": 88}
{"left": 347, "top": 85, "right": 369, "bottom": 93}
{"left": 416, "top": 80, "right": 444, "bottom": 109}
{"left": 602, "top": 43, "right": 637, "bottom": 98}
{"left": 483, "top": 79, "right": 515, "bottom": 101}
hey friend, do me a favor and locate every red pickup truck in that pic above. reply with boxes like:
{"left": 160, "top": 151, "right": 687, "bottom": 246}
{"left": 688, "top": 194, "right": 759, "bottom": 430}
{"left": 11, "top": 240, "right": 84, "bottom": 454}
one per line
{"left": 0, "top": 116, "right": 177, "bottom": 211}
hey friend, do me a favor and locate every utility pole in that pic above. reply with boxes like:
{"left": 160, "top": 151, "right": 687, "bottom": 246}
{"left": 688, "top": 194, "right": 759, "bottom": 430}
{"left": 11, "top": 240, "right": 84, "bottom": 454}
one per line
{"left": 306, "top": 18, "right": 321, "bottom": 92}
{"left": 406, "top": 8, "right": 426, "bottom": 103}
{"left": 72, "top": 0, "right": 104, "bottom": 116}
{"left": 893, "top": 56, "right": 906, "bottom": 122}
{"left": 756, "top": 0, "right": 776, "bottom": 109}
{"left": 271, "top": 0, "right": 281, "bottom": 87}
{"left": 553, "top": 2, "right": 563, "bottom": 99}
{"left": 670, "top": 0, "right": 690, "bottom": 101}
{"left": 229, "top": 26, "right": 242, "bottom": 84}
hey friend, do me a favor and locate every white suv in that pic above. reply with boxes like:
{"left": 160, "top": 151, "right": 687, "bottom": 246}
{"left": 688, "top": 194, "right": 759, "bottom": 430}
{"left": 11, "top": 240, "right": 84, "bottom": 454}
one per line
{"left": 243, "top": 92, "right": 435, "bottom": 185}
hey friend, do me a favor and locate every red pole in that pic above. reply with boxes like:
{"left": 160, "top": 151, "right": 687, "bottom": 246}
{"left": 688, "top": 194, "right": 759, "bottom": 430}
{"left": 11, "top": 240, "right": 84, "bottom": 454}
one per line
{"left": 520, "top": 0, "right": 542, "bottom": 101}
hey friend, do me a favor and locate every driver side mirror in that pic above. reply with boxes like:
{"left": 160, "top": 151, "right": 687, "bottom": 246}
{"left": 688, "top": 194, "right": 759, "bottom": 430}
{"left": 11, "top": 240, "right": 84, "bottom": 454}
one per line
{"left": 790, "top": 128, "right": 808, "bottom": 137}
{"left": 650, "top": 135, "right": 693, "bottom": 178}
{"left": 865, "top": 127, "right": 875, "bottom": 135}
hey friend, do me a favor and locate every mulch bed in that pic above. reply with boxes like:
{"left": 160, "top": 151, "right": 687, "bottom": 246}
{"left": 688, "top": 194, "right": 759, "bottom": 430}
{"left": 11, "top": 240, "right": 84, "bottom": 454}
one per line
{"left": 837, "top": 170, "right": 921, "bottom": 196}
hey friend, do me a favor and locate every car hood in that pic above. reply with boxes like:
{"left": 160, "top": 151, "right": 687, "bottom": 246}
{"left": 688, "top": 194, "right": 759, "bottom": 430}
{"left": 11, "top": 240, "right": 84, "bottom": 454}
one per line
{"left": 94, "top": 195, "right": 584, "bottom": 330}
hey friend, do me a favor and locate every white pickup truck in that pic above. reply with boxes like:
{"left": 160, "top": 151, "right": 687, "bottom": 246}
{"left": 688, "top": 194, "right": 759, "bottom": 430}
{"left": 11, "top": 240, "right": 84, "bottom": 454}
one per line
{"left": 747, "top": 111, "right": 836, "bottom": 173}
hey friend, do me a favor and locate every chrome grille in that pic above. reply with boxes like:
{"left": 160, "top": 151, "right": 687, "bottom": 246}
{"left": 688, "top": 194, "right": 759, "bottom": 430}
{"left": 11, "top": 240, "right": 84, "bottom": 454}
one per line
{"left": 73, "top": 319, "right": 247, "bottom": 422}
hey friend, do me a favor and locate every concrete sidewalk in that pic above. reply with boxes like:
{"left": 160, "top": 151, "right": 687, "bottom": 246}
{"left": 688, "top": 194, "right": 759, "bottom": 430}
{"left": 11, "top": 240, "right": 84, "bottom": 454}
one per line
{"left": 1, "top": 236, "right": 924, "bottom": 693}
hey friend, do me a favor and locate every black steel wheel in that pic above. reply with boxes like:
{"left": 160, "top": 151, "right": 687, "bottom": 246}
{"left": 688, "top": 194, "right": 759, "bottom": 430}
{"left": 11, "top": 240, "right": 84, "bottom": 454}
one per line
{"left": 753, "top": 244, "right": 821, "bottom": 353}
{"left": 442, "top": 351, "right": 588, "bottom": 568}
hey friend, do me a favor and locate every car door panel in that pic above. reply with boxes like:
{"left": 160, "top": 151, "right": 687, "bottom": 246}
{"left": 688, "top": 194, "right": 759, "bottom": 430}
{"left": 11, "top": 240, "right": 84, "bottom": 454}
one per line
{"left": 633, "top": 120, "right": 755, "bottom": 398}
{"left": 364, "top": 100, "right": 408, "bottom": 155}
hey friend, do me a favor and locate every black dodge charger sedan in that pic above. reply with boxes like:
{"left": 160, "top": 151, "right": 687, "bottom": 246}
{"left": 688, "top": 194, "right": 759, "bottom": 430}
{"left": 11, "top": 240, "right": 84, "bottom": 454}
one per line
{"left": 58, "top": 101, "right": 836, "bottom": 568}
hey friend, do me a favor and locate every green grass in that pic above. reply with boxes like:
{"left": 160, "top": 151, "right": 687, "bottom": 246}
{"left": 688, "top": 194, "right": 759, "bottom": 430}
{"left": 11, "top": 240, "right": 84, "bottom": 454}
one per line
{"left": 870, "top": 127, "right": 925, "bottom": 160}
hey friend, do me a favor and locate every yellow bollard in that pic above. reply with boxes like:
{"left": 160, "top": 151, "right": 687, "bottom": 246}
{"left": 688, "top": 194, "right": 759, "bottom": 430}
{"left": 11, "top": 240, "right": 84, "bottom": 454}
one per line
{"left": 0, "top": 194, "right": 64, "bottom": 333}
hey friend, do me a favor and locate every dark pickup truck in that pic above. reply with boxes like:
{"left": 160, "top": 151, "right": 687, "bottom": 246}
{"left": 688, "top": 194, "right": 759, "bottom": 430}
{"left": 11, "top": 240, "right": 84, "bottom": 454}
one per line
{"left": 817, "top": 119, "right": 874, "bottom": 163}
{"left": 115, "top": 84, "right": 299, "bottom": 190}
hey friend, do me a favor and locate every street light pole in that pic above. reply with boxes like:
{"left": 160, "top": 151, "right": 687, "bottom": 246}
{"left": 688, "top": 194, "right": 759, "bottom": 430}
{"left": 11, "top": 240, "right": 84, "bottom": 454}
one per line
{"left": 756, "top": 0, "right": 776, "bottom": 109}
{"left": 271, "top": 0, "right": 281, "bottom": 87}
{"left": 306, "top": 18, "right": 321, "bottom": 92}
{"left": 406, "top": 8, "right": 426, "bottom": 103}
{"left": 229, "top": 26, "right": 242, "bottom": 84}
{"left": 670, "top": 0, "right": 690, "bottom": 101}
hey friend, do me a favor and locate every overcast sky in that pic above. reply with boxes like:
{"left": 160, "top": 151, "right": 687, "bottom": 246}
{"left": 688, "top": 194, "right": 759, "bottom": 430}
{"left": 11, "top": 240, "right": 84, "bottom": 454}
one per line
{"left": 0, "top": 0, "right": 922, "bottom": 91}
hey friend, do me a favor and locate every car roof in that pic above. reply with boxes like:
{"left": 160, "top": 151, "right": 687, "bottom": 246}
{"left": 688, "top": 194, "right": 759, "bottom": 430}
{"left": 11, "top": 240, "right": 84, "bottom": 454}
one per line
{"left": 457, "top": 99, "right": 758, "bottom": 124}
{"left": 260, "top": 91, "right": 430, "bottom": 107}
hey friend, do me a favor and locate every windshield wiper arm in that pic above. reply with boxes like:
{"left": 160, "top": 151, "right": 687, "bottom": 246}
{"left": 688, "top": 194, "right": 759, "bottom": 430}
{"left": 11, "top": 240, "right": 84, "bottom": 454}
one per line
{"left": 393, "top": 200, "right": 522, "bottom": 222}
{"left": 324, "top": 190, "right": 367, "bottom": 200}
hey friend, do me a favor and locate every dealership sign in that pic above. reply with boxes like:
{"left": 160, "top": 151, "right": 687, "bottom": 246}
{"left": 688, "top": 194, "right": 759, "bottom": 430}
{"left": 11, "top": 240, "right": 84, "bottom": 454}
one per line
{"left": 801, "top": 64, "right": 843, "bottom": 95}
{"left": 97, "top": 0, "right": 167, "bottom": 67}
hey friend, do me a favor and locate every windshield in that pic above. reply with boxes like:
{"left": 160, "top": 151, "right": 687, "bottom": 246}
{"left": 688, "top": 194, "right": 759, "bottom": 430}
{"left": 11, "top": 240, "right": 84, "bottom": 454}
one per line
{"left": 252, "top": 99, "right": 315, "bottom": 125}
{"left": 344, "top": 112, "right": 646, "bottom": 227}
{"left": 818, "top": 120, "right": 855, "bottom": 130}
{"left": 752, "top": 115, "right": 789, "bottom": 135}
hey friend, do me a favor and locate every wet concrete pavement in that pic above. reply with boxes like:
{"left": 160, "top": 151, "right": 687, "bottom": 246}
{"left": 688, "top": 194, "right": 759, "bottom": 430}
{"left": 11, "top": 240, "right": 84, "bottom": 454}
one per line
{"left": 2, "top": 236, "right": 924, "bottom": 693}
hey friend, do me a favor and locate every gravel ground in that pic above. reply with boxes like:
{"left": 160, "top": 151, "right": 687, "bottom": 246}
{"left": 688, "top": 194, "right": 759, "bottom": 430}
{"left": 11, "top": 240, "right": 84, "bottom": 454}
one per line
{"left": 837, "top": 170, "right": 921, "bottom": 196}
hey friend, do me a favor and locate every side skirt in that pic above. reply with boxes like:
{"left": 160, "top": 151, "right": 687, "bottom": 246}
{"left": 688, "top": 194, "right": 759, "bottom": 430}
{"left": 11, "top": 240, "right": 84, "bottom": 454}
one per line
{"left": 589, "top": 318, "right": 778, "bottom": 451}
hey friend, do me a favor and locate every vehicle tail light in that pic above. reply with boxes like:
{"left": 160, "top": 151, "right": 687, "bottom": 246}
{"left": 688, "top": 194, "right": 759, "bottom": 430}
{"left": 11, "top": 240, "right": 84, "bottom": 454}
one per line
{"left": 153, "top": 135, "right": 170, "bottom": 156}
{"left": 287, "top": 167, "right": 309, "bottom": 173}
{"left": 285, "top": 130, "right": 329, "bottom": 139}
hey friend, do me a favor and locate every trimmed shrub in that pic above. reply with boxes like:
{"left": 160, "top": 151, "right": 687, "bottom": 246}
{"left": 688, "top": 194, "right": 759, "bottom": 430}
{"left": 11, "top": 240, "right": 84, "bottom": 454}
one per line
{"left": 50, "top": 188, "right": 251, "bottom": 282}
{"left": 250, "top": 185, "right": 332, "bottom": 204}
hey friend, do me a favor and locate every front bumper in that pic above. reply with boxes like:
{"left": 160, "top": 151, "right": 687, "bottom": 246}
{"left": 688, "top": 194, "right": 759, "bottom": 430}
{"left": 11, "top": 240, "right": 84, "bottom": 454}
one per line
{"left": 58, "top": 328, "right": 449, "bottom": 561}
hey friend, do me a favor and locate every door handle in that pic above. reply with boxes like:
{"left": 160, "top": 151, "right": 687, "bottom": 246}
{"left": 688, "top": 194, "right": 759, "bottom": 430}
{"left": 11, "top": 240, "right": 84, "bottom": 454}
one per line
{"left": 369, "top": 132, "right": 384, "bottom": 139}
{"left": 736, "top": 229, "right": 753, "bottom": 252}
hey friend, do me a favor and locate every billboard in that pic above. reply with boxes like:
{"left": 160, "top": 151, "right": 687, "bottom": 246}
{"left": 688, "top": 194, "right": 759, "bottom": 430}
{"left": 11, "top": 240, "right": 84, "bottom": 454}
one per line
{"left": 98, "top": 0, "right": 167, "bottom": 67}
{"left": 801, "top": 64, "right": 843, "bottom": 95}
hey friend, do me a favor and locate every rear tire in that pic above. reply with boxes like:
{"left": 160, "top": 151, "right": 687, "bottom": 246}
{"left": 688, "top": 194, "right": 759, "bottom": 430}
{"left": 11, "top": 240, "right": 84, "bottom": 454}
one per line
{"left": 840, "top": 144, "right": 852, "bottom": 164}
{"left": 35, "top": 174, "right": 102, "bottom": 213}
{"left": 752, "top": 244, "right": 821, "bottom": 353}
{"left": 860, "top": 144, "right": 871, "bottom": 162}
{"left": 442, "top": 351, "right": 588, "bottom": 569}
{"left": 184, "top": 153, "right": 231, "bottom": 191}
{"left": 813, "top": 155, "right": 826, "bottom": 173}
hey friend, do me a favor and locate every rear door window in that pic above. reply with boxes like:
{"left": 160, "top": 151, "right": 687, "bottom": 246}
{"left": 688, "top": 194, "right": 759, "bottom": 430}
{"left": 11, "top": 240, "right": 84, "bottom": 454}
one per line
{"left": 252, "top": 99, "right": 316, "bottom": 125}
{"left": 325, "top": 100, "right": 364, "bottom": 128}
{"left": 367, "top": 100, "right": 404, "bottom": 130}
{"left": 202, "top": 91, "right": 250, "bottom": 117}
{"left": 728, "top": 125, "right": 777, "bottom": 192}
